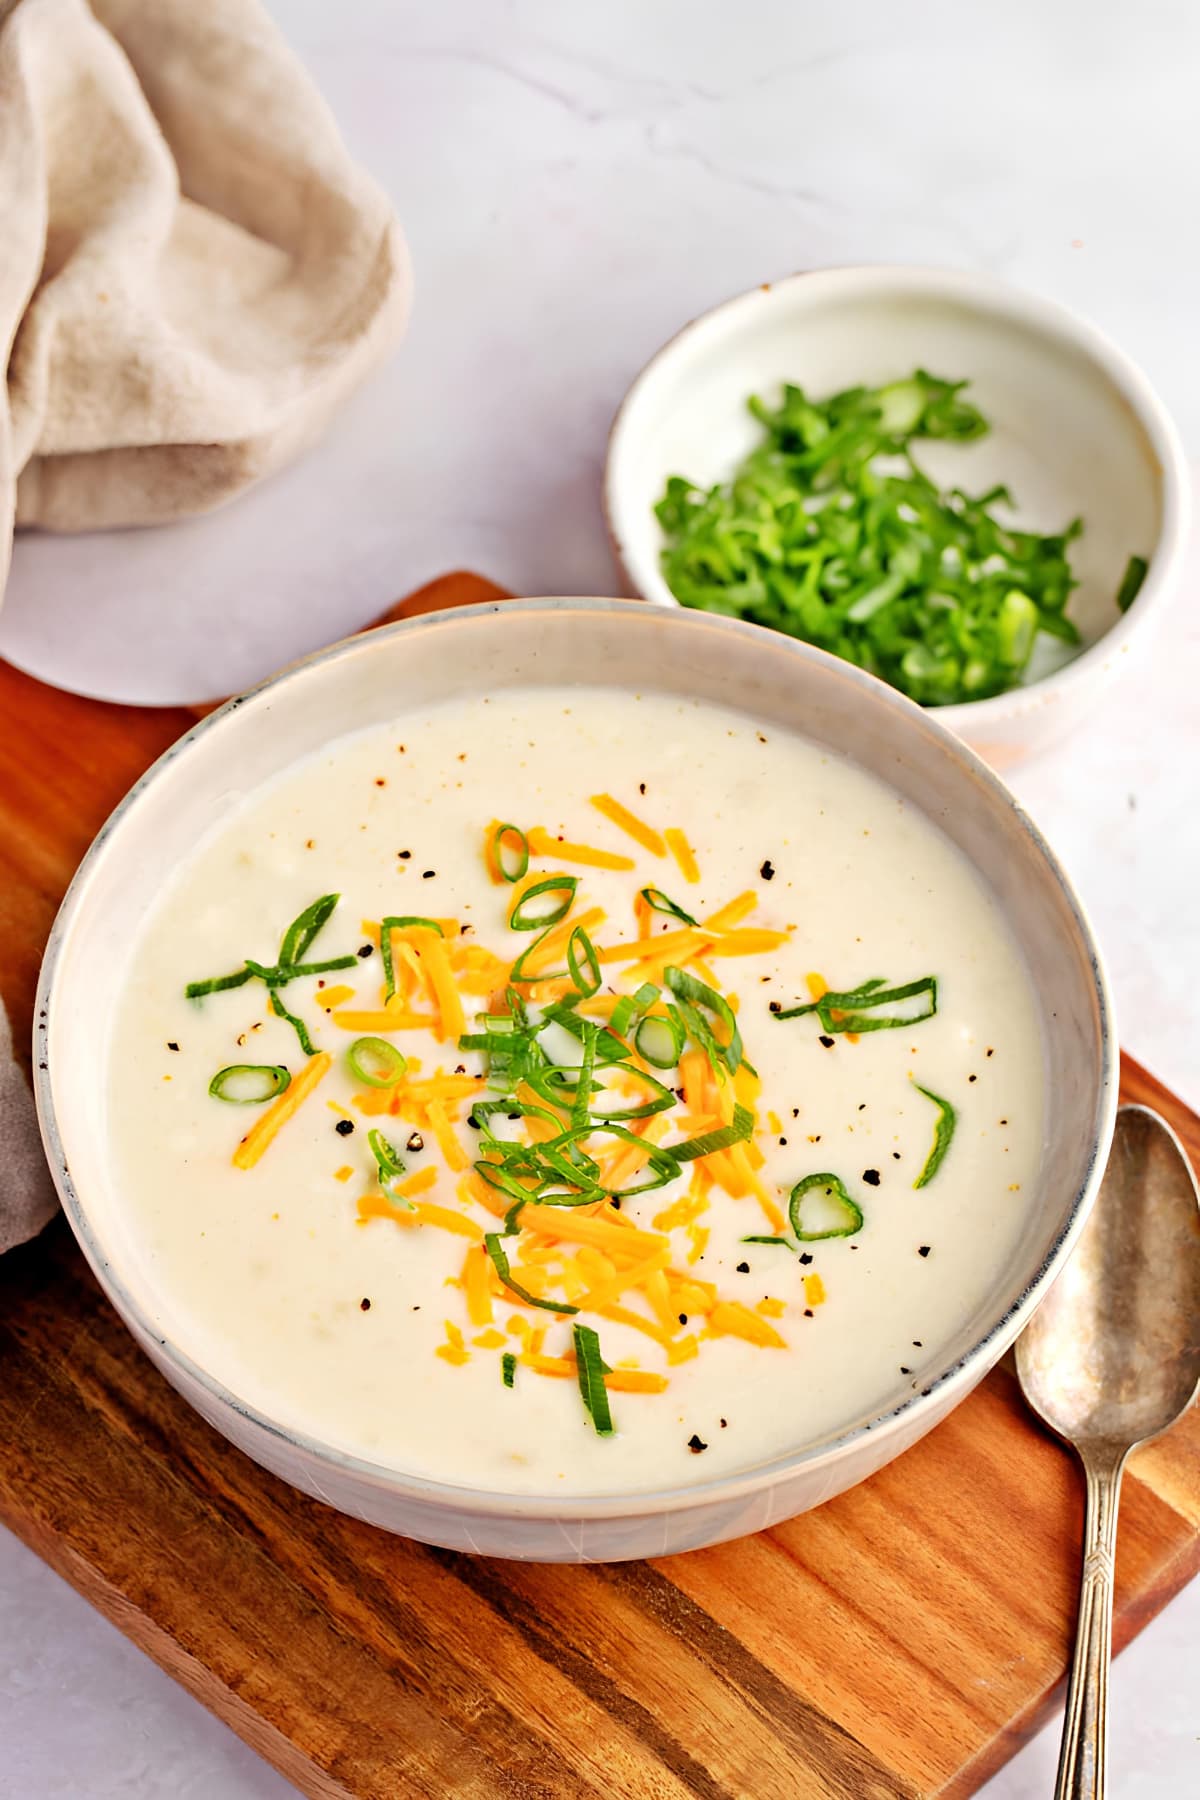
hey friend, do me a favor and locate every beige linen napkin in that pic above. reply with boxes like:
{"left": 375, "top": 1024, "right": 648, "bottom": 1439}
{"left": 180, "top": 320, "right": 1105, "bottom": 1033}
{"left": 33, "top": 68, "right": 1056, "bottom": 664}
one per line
{"left": 0, "top": 999, "right": 57, "bottom": 1254}
{"left": 0, "top": 0, "right": 410, "bottom": 593}
{"left": 0, "top": 0, "right": 410, "bottom": 1248}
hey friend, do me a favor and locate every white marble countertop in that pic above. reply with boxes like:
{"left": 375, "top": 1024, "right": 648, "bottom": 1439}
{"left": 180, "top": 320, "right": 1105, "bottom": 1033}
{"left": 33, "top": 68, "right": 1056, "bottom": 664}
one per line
{"left": 3, "top": 1, "right": 1198, "bottom": 1793}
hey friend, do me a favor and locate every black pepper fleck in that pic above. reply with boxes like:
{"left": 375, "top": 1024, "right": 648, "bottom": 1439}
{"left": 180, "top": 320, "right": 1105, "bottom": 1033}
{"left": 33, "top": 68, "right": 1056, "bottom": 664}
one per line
{"left": 422, "top": 870, "right": 436, "bottom": 880}
{"left": 818, "top": 1034, "right": 835, "bottom": 1049}
{"left": 406, "top": 1132, "right": 424, "bottom": 1153}
{"left": 798, "top": 1252, "right": 813, "bottom": 1265}
{"left": 357, "top": 944, "right": 374, "bottom": 959}
{"left": 918, "top": 1244, "right": 931, "bottom": 1257}
{"left": 768, "top": 1000, "right": 782, "bottom": 1014}
{"left": 900, "top": 1365, "right": 911, "bottom": 1375}
{"left": 398, "top": 850, "right": 411, "bottom": 859}
{"left": 862, "top": 1168, "right": 881, "bottom": 1186}
{"left": 792, "top": 1108, "right": 800, "bottom": 1118}
{"left": 803, "top": 1308, "right": 814, "bottom": 1318}
{"left": 639, "top": 782, "right": 646, "bottom": 795}
{"left": 759, "top": 859, "right": 775, "bottom": 881}
{"left": 736, "top": 1261, "right": 750, "bottom": 1274}
{"left": 969, "top": 1074, "right": 977, "bottom": 1083}
{"left": 986, "top": 1047, "right": 994, "bottom": 1057}
{"left": 374, "top": 778, "right": 386, "bottom": 787}
{"left": 687, "top": 1434, "right": 707, "bottom": 1454}
{"left": 360, "top": 1298, "right": 372, "bottom": 1311}
{"left": 912, "top": 1340, "right": 923, "bottom": 1347}
{"left": 678, "top": 1313, "right": 688, "bottom": 1326}
{"left": 892, "top": 1151, "right": 902, "bottom": 1160}
{"left": 857, "top": 1102, "right": 866, "bottom": 1111}
{"left": 335, "top": 1119, "right": 355, "bottom": 1137}
{"left": 166, "top": 1041, "right": 179, "bottom": 1052}
{"left": 719, "top": 1418, "right": 728, "bottom": 1429}
{"left": 778, "top": 1136, "right": 788, "bottom": 1146}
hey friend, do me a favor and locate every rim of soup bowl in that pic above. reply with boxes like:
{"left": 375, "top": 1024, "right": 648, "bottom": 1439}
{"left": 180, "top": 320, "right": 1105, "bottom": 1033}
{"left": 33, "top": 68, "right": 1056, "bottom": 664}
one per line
{"left": 34, "top": 597, "right": 1118, "bottom": 1524}
{"left": 603, "top": 264, "right": 1191, "bottom": 735}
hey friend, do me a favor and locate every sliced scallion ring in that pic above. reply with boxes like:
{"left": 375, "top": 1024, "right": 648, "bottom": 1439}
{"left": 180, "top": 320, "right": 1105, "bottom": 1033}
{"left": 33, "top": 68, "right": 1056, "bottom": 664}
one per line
{"left": 491, "top": 822, "right": 529, "bottom": 883}
{"left": 508, "top": 875, "right": 578, "bottom": 932}
{"left": 633, "top": 1010, "right": 686, "bottom": 1069}
{"left": 484, "top": 1232, "right": 579, "bottom": 1314}
{"left": 788, "top": 1172, "right": 864, "bottom": 1241}
{"left": 664, "top": 965, "right": 743, "bottom": 1074}
{"left": 573, "top": 1322, "right": 615, "bottom": 1436}
{"left": 380, "top": 915, "right": 444, "bottom": 1000}
{"left": 639, "top": 886, "right": 697, "bottom": 926}
{"left": 208, "top": 1064, "right": 291, "bottom": 1104}
{"left": 347, "top": 1036, "right": 408, "bottom": 1088}
{"left": 610, "top": 982, "right": 659, "bottom": 1039}
{"left": 912, "top": 1082, "right": 957, "bottom": 1188}
{"left": 567, "top": 926, "right": 601, "bottom": 997}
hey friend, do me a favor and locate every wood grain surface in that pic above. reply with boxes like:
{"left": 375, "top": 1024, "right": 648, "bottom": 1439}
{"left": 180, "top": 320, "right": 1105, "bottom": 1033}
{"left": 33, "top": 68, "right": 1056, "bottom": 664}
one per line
{"left": 2, "top": 569, "right": 1198, "bottom": 1800}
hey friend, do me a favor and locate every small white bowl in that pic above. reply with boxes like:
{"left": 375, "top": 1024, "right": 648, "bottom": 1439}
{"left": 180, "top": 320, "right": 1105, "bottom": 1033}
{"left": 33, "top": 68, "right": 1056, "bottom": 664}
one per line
{"left": 36, "top": 599, "right": 1116, "bottom": 1560}
{"left": 605, "top": 266, "right": 1190, "bottom": 767}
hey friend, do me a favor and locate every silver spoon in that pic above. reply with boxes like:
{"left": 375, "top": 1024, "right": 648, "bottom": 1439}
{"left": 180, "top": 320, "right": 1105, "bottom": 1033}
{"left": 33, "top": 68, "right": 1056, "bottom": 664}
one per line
{"left": 1016, "top": 1103, "right": 1200, "bottom": 1800}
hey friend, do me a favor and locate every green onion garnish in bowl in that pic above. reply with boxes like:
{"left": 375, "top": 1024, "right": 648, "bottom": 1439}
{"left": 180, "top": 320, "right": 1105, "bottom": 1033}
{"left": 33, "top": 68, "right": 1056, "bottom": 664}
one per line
{"left": 655, "top": 369, "right": 1146, "bottom": 709}
{"left": 605, "top": 266, "right": 1189, "bottom": 765}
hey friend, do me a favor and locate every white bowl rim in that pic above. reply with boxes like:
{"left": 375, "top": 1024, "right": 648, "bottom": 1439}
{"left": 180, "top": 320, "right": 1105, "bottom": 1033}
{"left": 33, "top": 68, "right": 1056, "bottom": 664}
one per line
{"left": 35, "top": 595, "right": 1118, "bottom": 1523}
{"left": 603, "top": 262, "right": 1192, "bottom": 730}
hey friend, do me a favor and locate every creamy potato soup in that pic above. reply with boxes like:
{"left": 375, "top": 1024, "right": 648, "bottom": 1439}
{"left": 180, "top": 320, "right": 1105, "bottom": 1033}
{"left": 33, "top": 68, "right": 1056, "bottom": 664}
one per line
{"left": 107, "top": 688, "right": 1043, "bottom": 1496}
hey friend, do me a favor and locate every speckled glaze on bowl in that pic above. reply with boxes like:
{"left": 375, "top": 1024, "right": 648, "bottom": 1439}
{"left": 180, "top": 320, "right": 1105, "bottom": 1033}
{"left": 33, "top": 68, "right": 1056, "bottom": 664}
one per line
{"left": 35, "top": 599, "right": 1117, "bottom": 1560}
{"left": 605, "top": 266, "right": 1190, "bottom": 768}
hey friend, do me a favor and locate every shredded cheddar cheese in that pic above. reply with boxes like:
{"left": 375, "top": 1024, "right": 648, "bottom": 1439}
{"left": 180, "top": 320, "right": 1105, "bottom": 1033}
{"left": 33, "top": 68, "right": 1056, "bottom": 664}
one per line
{"left": 589, "top": 792, "right": 667, "bottom": 857}
{"left": 233, "top": 1052, "right": 332, "bottom": 1170}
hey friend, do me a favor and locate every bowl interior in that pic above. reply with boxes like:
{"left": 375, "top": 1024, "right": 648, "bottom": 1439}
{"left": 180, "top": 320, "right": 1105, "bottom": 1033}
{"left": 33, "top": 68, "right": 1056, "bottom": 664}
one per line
{"left": 607, "top": 270, "right": 1166, "bottom": 688}
{"left": 41, "top": 600, "right": 1114, "bottom": 1502}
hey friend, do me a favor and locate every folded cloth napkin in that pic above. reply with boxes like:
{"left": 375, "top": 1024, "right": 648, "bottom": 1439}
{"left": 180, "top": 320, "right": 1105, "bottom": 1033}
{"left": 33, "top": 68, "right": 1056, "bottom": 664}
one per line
{"left": 0, "top": 0, "right": 410, "bottom": 599}
{"left": 0, "top": 998, "right": 57, "bottom": 1254}
{"left": 0, "top": 0, "right": 410, "bottom": 1248}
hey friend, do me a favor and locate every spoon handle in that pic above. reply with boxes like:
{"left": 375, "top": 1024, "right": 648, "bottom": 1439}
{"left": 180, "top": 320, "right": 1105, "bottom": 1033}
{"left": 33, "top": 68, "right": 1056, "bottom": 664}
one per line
{"left": 1055, "top": 1448, "right": 1127, "bottom": 1800}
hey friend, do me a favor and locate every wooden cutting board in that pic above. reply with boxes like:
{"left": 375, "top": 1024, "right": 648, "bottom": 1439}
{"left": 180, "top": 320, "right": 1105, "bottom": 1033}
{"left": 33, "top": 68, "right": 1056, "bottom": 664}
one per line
{"left": 2, "top": 569, "right": 1199, "bottom": 1800}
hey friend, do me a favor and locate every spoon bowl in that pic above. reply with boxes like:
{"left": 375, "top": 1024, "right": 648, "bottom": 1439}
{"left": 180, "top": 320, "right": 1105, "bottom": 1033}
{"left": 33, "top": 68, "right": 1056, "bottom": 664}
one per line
{"left": 1018, "top": 1104, "right": 1200, "bottom": 1452}
{"left": 1017, "top": 1104, "right": 1200, "bottom": 1800}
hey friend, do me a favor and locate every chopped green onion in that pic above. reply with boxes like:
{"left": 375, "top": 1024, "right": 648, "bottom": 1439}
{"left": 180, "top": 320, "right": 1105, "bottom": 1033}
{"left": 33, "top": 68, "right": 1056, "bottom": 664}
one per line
{"left": 633, "top": 1010, "right": 686, "bottom": 1069}
{"left": 484, "top": 1233, "right": 579, "bottom": 1314}
{"left": 185, "top": 966, "right": 254, "bottom": 1000}
{"left": 655, "top": 370, "right": 1118, "bottom": 707}
{"left": 539, "top": 1000, "right": 631, "bottom": 1066}
{"left": 774, "top": 974, "right": 937, "bottom": 1033}
{"left": 266, "top": 955, "right": 359, "bottom": 982}
{"left": 368, "top": 1128, "right": 412, "bottom": 1208}
{"left": 491, "top": 822, "right": 529, "bottom": 883}
{"left": 1116, "top": 553, "right": 1149, "bottom": 613}
{"left": 379, "top": 915, "right": 444, "bottom": 1000}
{"left": 572, "top": 1022, "right": 598, "bottom": 1129}
{"left": 475, "top": 1160, "right": 545, "bottom": 1208}
{"left": 208, "top": 1064, "right": 291, "bottom": 1104}
{"left": 586, "top": 1067, "right": 677, "bottom": 1121}
{"left": 501, "top": 1352, "right": 517, "bottom": 1388}
{"left": 639, "top": 887, "right": 697, "bottom": 926}
{"left": 671, "top": 1103, "right": 755, "bottom": 1162}
{"left": 912, "top": 1083, "right": 957, "bottom": 1188}
{"left": 347, "top": 1036, "right": 408, "bottom": 1088}
{"left": 664, "top": 966, "right": 743, "bottom": 1074}
{"left": 267, "top": 988, "right": 316, "bottom": 1057}
{"left": 610, "top": 982, "right": 660, "bottom": 1039}
{"left": 509, "top": 875, "right": 579, "bottom": 932}
{"left": 572, "top": 1323, "right": 615, "bottom": 1436}
{"left": 740, "top": 1234, "right": 794, "bottom": 1247}
{"left": 541, "top": 1122, "right": 682, "bottom": 1197}
{"left": 567, "top": 927, "right": 601, "bottom": 997}
{"left": 278, "top": 894, "right": 340, "bottom": 967}
{"left": 788, "top": 1173, "right": 864, "bottom": 1241}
